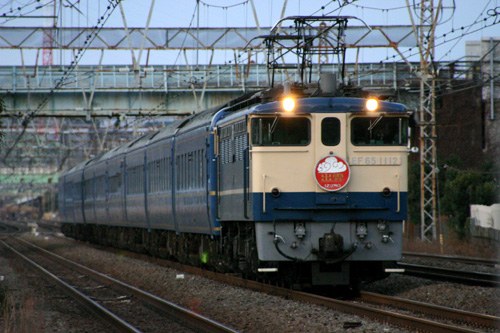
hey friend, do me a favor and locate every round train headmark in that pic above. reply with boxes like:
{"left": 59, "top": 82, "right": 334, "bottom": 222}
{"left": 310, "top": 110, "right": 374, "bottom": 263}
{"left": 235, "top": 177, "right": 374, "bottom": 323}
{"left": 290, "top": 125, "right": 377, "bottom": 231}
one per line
{"left": 314, "top": 155, "right": 351, "bottom": 191}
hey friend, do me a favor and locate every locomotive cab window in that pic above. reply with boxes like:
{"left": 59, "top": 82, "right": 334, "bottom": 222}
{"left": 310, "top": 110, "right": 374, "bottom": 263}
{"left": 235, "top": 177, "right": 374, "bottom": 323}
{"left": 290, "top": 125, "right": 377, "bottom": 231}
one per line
{"left": 251, "top": 116, "right": 310, "bottom": 146}
{"left": 351, "top": 116, "right": 408, "bottom": 146}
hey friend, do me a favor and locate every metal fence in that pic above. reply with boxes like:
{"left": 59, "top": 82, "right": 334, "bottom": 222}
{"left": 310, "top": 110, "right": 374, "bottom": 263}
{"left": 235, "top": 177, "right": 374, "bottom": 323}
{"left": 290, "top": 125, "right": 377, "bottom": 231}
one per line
{"left": 0, "top": 61, "right": 477, "bottom": 93}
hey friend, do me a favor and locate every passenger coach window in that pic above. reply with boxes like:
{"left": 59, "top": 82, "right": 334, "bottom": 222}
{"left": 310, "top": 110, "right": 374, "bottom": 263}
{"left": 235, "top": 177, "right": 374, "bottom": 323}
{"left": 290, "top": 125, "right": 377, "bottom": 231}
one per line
{"left": 351, "top": 117, "right": 408, "bottom": 146}
{"left": 321, "top": 118, "right": 340, "bottom": 146}
{"left": 251, "top": 117, "right": 310, "bottom": 146}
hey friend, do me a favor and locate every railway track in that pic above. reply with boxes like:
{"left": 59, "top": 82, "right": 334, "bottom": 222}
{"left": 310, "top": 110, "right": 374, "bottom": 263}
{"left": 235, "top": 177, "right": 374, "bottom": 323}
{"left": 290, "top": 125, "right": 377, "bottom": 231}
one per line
{"left": 397, "top": 262, "right": 500, "bottom": 287}
{"left": 0, "top": 221, "right": 22, "bottom": 234}
{"left": 358, "top": 291, "right": 499, "bottom": 331}
{"left": 403, "top": 252, "right": 500, "bottom": 267}
{"left": 205, "top": 273, "right": 499, "bottom": 332}
{"left": 14, "top": 233, "right": 499, "bottom": 332}
{"left": 107, "top": 246, "right": 497, "bottom": 332}
{"left": 1, "top": 237, "right": 237, "bottom": 333}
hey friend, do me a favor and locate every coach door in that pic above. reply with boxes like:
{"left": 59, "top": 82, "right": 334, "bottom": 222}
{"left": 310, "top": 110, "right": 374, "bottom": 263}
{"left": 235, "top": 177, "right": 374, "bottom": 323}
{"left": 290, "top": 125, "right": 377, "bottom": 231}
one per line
{"left": 217, "top": 119, "right": 249, "bottom": 220}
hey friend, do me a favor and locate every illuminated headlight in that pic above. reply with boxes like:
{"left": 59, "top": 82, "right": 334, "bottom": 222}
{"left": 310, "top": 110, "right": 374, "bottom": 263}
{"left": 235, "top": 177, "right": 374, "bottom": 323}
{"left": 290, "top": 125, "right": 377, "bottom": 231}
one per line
{"left": 365, "top": 98, "right": 379, "bottom": 112}
{"left": 282, "top": 96, "right": 296, "bottom": 113}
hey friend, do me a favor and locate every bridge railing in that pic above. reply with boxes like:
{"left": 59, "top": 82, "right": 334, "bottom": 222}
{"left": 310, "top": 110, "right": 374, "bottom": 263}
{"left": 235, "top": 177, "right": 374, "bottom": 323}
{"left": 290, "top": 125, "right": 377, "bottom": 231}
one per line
{"left": 0, "top": 61, "right": 477, "bottom": 93}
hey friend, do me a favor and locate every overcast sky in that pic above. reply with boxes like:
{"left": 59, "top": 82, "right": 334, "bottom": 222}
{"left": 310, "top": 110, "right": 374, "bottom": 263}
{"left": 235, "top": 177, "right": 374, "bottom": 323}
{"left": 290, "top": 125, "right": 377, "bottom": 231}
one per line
{"left": 0, "top": 0, "right": 498, "bottom": 65}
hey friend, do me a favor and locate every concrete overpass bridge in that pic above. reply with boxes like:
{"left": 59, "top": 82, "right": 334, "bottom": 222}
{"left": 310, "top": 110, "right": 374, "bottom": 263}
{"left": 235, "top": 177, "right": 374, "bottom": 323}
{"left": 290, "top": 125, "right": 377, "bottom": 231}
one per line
{"left": 0, "top": 62, "right": 431, "bottom": 118}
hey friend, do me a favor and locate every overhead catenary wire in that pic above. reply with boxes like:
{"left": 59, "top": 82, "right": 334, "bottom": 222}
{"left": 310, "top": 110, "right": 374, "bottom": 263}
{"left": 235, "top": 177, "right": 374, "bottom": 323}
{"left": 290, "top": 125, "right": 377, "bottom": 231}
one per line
{"left": 382, "top": 4, "right": 498, "bottom": 64}
{"left": 199, "top": 0, "right": 248, "bottom": 9}
{"left": 0, "top": 0, "right": 55, "bottom": 24}
{"left": 437, "top": 0, "right": 491, "bottom": 61}
{"left": 347, "top": 7, "right": 499, "bottom": 85}
{"left": 173, "top": 2, "right": 199, "bottom": 66}
{"left": 148, "top": 0, "right": 499, "bottom": 113}
{"left": 2, "top": 0, "right": 122, "bottom": 162}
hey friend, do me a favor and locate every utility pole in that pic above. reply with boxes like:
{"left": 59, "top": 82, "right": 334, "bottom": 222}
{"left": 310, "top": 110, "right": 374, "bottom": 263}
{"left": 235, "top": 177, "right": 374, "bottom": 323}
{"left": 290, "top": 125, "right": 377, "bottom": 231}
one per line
{"left": 417, "top": 1, "right": 441, "bottom": 242}
{"left": 407, "top": 0, "right": 442, "bottom": 242}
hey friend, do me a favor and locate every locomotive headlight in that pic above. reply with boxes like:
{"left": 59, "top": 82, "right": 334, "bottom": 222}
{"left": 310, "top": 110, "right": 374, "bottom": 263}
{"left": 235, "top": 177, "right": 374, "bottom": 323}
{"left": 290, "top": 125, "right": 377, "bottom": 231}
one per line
{"left": 282, "top": 96, "right": 296, "bottom": 113}
{"left": 365, "top": 98, "right": 379, "bottom": 112}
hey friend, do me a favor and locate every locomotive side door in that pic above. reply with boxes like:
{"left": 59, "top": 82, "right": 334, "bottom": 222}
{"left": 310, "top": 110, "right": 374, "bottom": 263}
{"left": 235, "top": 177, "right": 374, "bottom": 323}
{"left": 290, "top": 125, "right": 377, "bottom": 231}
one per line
{"left": 217, "top": 119, "right": 250, "bottom": 221}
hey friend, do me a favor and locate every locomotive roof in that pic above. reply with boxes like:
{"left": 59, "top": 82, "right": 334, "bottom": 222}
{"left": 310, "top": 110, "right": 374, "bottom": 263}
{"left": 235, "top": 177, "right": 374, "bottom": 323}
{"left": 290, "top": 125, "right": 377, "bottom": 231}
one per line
{"left": 250, "top": 97, "right": 408, "bottom": 114}
{"left": 216, "top": 96, "right": 408, "bottom": 126}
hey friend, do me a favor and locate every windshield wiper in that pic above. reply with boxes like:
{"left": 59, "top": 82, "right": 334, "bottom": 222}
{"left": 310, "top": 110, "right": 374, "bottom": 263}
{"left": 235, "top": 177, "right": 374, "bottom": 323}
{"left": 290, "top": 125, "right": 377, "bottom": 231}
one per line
{"left": 368, "top": 116, "right": 383, "bottom": 131}
{"left": 270, "top": 116, "right": 279, "bottom": 134}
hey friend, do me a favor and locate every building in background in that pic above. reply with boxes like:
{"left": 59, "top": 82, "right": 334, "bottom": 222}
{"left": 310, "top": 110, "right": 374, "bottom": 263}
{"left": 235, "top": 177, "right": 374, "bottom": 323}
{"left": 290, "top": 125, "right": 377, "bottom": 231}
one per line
{"left": 466, "top": 38, "right": 499, "bottom": 182}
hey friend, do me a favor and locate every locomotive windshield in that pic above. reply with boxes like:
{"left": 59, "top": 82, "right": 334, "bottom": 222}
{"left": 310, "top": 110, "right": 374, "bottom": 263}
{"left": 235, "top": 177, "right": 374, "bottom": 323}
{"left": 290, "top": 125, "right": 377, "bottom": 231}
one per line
{"left": 251, "top": 116, "right": 310, "bottom": 146}
{"left": 351, "top": 116, "right": 408, "bottom": 146}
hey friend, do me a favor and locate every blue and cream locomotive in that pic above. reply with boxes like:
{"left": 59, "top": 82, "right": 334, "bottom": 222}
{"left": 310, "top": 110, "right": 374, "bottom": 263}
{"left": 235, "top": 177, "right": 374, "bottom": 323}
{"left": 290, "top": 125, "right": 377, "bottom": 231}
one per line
{"left": 59, "top": 82, "right": 411, "bottom": 288}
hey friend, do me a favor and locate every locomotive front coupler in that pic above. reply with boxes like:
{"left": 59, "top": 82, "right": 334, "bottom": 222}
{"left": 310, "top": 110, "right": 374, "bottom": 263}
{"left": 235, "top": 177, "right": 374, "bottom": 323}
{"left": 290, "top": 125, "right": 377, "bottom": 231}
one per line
{"left": 314, "top": 230, "right": 356, "bottom": 264}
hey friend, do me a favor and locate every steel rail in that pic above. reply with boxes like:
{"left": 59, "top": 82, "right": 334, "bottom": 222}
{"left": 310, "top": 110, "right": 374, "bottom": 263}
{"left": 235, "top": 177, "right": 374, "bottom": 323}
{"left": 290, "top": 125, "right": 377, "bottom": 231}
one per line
{"left": 41, "top": 234, "right": 493, "bottom": 332}
{"left": 0, "top": 222, "right": 22, "bottom": 234}
{"left": 397, "top": 262, "right": 500, "bottom": 287}
{"left": 14, "top": 237, "right": 237, "bottom": 333}
{"left": 0, "top": 240, "right": 140, "bottom": 333}
{"left": 359, "top": 291, "right": 500, "bottom": 330}
{"left": 402, "top": 252, "right": 500, "bottom": 266}
{"left": 148, "top": 258, "right": 483, "bottom": 333}
{"left": 211, "top": 272, "right": 481, "bottom": 333}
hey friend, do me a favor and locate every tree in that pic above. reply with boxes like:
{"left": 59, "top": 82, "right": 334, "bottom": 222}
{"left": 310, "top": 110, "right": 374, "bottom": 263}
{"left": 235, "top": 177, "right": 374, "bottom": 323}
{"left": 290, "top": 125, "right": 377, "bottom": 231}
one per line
{"left": 441, "top": 162, "right": 497, "bottom": 237}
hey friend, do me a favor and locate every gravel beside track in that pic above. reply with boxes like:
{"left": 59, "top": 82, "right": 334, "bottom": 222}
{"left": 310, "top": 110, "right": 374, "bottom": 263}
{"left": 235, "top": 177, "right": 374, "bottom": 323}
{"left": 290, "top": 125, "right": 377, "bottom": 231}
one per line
{"left": 2, "top": 231, "right": 499, "bottom": 332}
{"left": 401, "top": 253, "right": 500, "bottom": 273}
{"left": 361, "top": 275, "right": 499, "bottom": 317}
{"left": 0, "top": 240, "right": 113, "bottom": 332}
